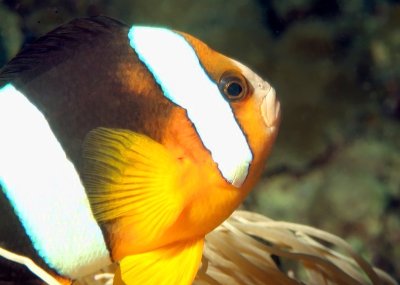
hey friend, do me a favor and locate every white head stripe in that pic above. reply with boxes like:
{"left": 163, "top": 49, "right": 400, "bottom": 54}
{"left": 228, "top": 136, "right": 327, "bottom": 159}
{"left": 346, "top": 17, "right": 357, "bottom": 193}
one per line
{"left": 128, "top": 27, "right": 253, "bottom": 187}
{"left": 0, "top": 84, "right": 111, "bottom": 278}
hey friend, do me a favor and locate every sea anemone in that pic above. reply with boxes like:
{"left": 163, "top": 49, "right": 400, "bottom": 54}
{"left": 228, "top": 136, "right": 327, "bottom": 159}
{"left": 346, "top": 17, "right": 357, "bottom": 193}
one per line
{"left": 195, "top": 210, "right": 397, "bottom": 285}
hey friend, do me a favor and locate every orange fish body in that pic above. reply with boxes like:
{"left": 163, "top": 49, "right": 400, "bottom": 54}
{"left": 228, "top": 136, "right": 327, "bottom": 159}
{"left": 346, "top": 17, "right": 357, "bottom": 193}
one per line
{"left": 0, "top": 16, "right": 280, "bottom": 285}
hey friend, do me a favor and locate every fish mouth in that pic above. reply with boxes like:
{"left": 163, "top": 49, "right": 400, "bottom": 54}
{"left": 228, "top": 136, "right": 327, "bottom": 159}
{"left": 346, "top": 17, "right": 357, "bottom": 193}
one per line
{"left": 261, "top": 86, "right": 280, "bottom": 131}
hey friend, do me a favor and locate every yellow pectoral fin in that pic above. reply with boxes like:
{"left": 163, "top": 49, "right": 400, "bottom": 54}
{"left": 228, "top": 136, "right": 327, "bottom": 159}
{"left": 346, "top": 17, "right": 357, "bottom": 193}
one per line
{"left": 82, "top": 127, "right": 185, "bottom": 242}
{"left": 115, "top": 239, "right": 204, "bottom": 285}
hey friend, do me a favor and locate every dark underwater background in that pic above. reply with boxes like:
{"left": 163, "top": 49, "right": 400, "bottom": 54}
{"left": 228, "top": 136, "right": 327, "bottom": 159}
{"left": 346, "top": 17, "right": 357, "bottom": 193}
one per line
{"left": 0, "top": 0, "right": 399, "bottom": 283}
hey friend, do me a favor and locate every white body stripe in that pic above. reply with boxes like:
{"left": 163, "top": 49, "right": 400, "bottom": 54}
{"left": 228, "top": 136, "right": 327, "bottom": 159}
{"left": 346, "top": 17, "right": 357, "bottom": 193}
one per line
{"left": 0, "top": 84, "right": 111, "bottom": 278}
{"left": 129, "top": 27, "right": 253, "bottom": 187}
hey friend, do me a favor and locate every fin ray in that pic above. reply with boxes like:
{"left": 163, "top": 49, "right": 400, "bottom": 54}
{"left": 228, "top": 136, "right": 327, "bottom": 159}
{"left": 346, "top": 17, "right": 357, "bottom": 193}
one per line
{"left": 114, "top": 239, "right": 204, "bottom": 285}
{"left": 82, "top": 127, "right": 185, "bottom": 243}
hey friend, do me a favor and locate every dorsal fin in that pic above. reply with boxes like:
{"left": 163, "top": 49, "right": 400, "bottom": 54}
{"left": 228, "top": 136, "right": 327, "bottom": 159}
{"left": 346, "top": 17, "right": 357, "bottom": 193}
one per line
{"left": 0, "top": 16, "right": 127, "bottom": 84}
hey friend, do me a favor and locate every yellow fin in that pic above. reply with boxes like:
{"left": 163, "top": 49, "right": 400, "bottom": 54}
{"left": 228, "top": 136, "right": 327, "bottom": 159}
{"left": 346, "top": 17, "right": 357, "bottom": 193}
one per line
{"left": 114, "top": 239, "right": 204, "bottom": 285}
{"left": 82, "top": 127, "right": 185, "bottom": 243}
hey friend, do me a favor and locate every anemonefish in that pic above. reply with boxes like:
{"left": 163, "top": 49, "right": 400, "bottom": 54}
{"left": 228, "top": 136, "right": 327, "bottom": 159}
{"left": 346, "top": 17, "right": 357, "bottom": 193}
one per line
{"left": 0, "top": 16, "right": 280, "bottom": 285}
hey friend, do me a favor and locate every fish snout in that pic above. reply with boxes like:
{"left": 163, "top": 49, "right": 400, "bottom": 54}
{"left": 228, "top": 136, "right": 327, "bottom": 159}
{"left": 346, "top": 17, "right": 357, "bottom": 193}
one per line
{"left": 261, "top": 86, "right": 280, "bottom": 132}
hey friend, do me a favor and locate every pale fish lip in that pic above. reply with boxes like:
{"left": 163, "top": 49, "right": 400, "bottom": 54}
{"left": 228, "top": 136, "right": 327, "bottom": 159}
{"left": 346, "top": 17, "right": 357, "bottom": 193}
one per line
{"left": 261, "top": 87, "right": 280, "bottom": 130}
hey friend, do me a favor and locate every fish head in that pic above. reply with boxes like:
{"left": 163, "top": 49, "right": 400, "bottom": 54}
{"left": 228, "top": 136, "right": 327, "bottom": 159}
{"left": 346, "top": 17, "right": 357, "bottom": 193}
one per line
{"left": 157, "top": 31, "right": 281, "bottom": 191}
{"left": 222, "top": 58, "right": 281, "bottom": 189}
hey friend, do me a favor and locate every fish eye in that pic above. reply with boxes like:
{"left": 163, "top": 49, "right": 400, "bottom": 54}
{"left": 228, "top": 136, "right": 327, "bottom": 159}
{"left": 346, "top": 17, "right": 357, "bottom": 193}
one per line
{"left": 218, "top": 71, "right": 248, "bottom": 101}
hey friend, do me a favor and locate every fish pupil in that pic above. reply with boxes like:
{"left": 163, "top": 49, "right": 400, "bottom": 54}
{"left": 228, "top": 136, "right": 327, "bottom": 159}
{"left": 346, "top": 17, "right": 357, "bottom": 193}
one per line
{"left": 226, "top": 82, "right": 242, "bottom": 97}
